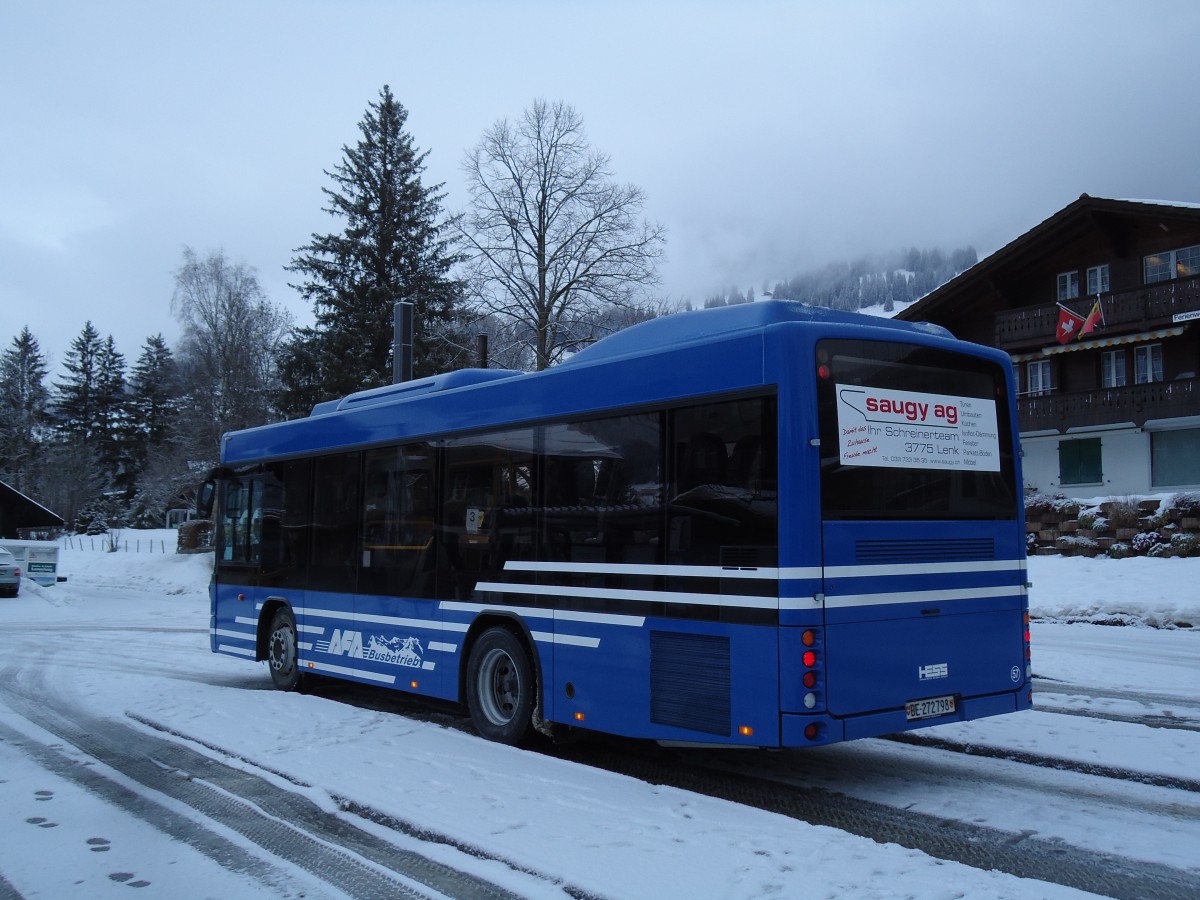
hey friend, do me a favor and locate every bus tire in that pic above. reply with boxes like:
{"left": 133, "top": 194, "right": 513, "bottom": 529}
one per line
{"left": 267, "top": 606, "right": 307, "bottom": 692}
{"left": 466, "top": 627, "right": 534, "bottom": 745}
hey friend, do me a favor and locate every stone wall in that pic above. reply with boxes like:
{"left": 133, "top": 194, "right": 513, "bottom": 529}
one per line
{"left": 1024, "top": 496, "right": 1200, "bottom": 558}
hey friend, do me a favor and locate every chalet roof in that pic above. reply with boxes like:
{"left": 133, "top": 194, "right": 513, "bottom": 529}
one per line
{"left": 898, "top": 195, "right": 1200, "bottom": 323}
{"left": 0, "top": 481, "right": 64, "bottom": 538}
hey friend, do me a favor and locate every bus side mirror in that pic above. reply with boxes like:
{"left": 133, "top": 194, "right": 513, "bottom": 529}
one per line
{"left": 196, "top": 480, "right": 216, "bottom": 519}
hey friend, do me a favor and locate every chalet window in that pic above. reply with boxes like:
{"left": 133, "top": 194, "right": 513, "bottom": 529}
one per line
{"left": 1026, "top": 359, "right": 1051, "bottom": 396}
{"left": 1144, "top": 244, "right": 1200, "bottom": 283}
{"left": 1152, "top": 427, "right": 1200, "bottom": 488}
{"left": 1134, "top": 344, "right": 1164, "bottom": 384}
{"left": 1086, "top": 264, "right": 1110, "bottom": 295}
{"left": 1101, "top": 350, "right": 1126, "bottom": 388}
{"left": 1176, "top": 245, "right": 1200, "bottom": 278}
{"left": 1059, "top": 438, "right": 1102, "bottom": 486}
{"left": 1057, "top": 271, "right": 1079, "bottom": 301}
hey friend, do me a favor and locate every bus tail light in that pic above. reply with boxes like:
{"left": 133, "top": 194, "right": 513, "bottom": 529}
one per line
{"left": 739, "top": 725, "right": 754, "bottom": 737}
{"left": 804, "top": 723, "right": 820, "bottom": 741}
{"left": 802, "top": 650, "right": 816, "bottom": 667}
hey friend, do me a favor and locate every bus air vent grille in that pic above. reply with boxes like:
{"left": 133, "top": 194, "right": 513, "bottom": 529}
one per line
{"left": 649, "top": 631, "right": 731, "bottom": 736}
{"left": 855, "top": 538, "right": 995, "bottom": 563}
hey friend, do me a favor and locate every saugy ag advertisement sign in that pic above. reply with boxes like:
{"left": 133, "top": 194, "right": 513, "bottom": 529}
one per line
{"left": 835, "top": 385, "right": 1001, "bottom": 472}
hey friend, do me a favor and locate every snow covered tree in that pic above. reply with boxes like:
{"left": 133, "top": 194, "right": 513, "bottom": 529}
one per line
{"left": 54, "top": 321, "right": 104, "bottom": 443}
{"left": 280, "top": 85, "right": 465, "bottom": 417}
{"left": 46, "top": 322, "right": 111, "bottom": 528}
{"left": 0, "top": 327, "right": 51, "bottom": 494}
{"left": 456, "top": 99, "right": 666, "bottom": 370}
{"left": 172, "top": 247, "right": 292, "bottom": 459}
{"left": 93, "top": 335, "right": 131, "bottom": 494}
{"left": 128, "top": 334, "right": 178, "bottom": 467}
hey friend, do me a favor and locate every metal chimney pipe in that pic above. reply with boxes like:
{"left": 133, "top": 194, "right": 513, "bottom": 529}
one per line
{"left": 393, "top": 300, "right": 413, "bottom": 383}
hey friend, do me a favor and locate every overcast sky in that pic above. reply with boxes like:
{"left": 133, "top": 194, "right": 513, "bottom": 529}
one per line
{"left": 4, "top": 1, "right": 1200, "bottom": 374}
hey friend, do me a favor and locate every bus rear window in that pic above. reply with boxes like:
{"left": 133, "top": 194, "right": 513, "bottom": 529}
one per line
{"left": 816, "top": 339, "right": 1017, "bottom": 520}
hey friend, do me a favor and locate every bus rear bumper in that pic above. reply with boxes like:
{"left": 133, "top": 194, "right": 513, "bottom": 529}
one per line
{"left": 782, "top": 689, "right": 1027, "bottom": 747}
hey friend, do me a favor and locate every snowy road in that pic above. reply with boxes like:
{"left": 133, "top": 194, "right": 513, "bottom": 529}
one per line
{"left": 0, "top": 535, "right": 1197, "bottom": 898}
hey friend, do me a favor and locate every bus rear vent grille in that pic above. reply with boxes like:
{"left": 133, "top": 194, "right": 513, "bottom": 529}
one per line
{"left": 650, "top": 631, "right": 731, "bottom": 736}
{"left": 855, "top": 538, "right": 995, "bottom": 563}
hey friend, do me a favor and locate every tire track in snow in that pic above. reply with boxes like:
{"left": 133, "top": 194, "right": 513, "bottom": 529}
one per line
{"left": 0, "top": 665, "right": 537, "bottom": 900}
{"left": 543, "top": 739, "right": 1200, "bottom": 900}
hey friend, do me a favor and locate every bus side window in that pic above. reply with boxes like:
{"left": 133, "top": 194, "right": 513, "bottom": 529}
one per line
{"left": 668, "top": 397, "right": 777, "bottom": 568}
{"left": 439, "top": 429, "right": 536, "bottom": 599}
{"left": 360, "top": 443, "right": 437, "bottom": 597}
{"left": 219, "top": 480, "right": 250, "bottom": 562}
{"left": 309, "top": 452, "right": 361, "bottom": 593}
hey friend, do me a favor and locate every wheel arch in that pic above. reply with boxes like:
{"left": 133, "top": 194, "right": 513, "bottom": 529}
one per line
{"left": 459, "top": 612, "right": 544, "bottom": 711}
{"left": 256, "top": 596, "right": 292, "bottom": 663}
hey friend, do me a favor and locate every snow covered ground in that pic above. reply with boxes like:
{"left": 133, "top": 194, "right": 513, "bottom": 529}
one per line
{"left": 0, "top": 531, "right": 1196, "bottom": 898}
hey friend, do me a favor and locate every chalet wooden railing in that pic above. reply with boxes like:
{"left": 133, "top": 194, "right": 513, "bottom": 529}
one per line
{"left": 1019, "top": 376, "right": 1198, "bottom": 432}
{"left": 996, "top": 276, "right": 1200, "bottom": 349}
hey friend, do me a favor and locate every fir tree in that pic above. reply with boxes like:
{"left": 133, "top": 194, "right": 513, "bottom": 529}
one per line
{"left": 54, "top": 321, "right": 104, "bottom": 443}
{"left": 281, "top": 85, "right": 464, "bottom": 415}
{"left": 93, "top": 335, "right": 131, "bottom": 494}
{"left": 128, "top": 334, "right": 178, "bottom": 464}
{"left": 0, "top": 327, "right": 51, "bottom": 493}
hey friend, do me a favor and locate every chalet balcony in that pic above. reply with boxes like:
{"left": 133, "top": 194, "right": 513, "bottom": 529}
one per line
{"left": 996, "top": 275, "right": 1200, "bottom": 350}
{"left": 1019, "top": 376, "right": 1198, "bottom": 433}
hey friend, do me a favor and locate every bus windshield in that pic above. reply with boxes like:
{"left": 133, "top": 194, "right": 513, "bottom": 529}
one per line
{"left": 816, "top": 338, "right": 1018, "bottom": 520}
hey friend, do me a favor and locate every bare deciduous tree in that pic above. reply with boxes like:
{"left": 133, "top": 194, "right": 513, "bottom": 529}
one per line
{"left": 457, "top": 99, "right": 666, "bottom": 370}
{"left": 172, "top": 247, "right": 292, "bottom": 460}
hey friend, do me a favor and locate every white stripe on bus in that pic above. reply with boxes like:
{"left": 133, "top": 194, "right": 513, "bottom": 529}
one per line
{"left": 530, "top": 631, "right": 601, "bottom": 648}
{"left": 440, "top": 600, "right": 644, "bottom": 627}
{"left": 293, "top": 606, "right": 470, "bottom": 633}
{"left": 474, "top": 580, "right": 776, "bottom": 609}
{"left": 304, "top": 660, "right": 396, "bottom": 684}
{"left": 823, "top": 559, "right": 1026, "bottom": 578}
{"left": 824, "top": 584, "right": 1022, "bottom": 609}
{"left": 212, "top": 628, "right": 254, "bottom": 641}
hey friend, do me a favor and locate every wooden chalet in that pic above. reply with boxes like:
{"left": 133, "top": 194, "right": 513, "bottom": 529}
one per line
{"left": 898, "top": 195, "right": 1200, "bottom": 498}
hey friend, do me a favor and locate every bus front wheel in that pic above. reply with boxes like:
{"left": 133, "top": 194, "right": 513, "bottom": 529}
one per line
{"left": 267, "top": 607, "right": 307, "bottom": 692}
{"left": 466, "top": 627, "right": 534, "bottom": 744}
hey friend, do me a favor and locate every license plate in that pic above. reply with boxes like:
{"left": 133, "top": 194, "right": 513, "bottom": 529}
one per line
{"left": 905, "top": 694, "right": 956, "bottom": 721}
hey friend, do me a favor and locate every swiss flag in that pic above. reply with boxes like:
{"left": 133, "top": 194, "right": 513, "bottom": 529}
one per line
{"left": 1056, "top": 305, "right": 1083, "bottom": 344}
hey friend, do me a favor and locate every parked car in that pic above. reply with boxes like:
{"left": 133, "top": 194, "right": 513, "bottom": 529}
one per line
{"left": 0, "top": 547, "right": 20, "bottom": 597}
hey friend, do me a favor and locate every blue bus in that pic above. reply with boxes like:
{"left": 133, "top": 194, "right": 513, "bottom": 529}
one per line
{"left": 202, "top": 301, "right": 1031, "bottom": 747}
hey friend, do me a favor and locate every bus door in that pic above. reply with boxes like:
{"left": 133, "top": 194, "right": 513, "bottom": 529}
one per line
{"left": 815, "top": 339, "right": 1027, "bottom": 725}
{"left": 353, "top": 444, "right": 442, "bottom": 693}
{"left": 212, "top": 468, "right": 288, "bottom": 655}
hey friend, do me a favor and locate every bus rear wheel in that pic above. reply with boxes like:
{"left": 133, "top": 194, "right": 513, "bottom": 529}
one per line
{"left": 267, "top": 607, "right": 307, "bottom": 692}
{"left": 466, "top": 627, "right": 534, "bottom": 745}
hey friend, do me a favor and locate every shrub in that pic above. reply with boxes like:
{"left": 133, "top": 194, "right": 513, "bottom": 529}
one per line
{"left": 1169, "top": 533, "right": 1198, "bottom": 557}
{"left": 1107, "top": 541, "right": 1133, "bottom": 559}
{"left": 1053, "top": 498, "right": 1081, "bottom": 518}
{"left": 1131, "top": 531, "right": 1163, "bottom": 554}
{"left": 1077, "top": 511, "right": 1099, "bottom": 529}
{"left": 1024, "top": 494, "right": 1058, "bottom": 517}
{"left": 1173, "top": 492, "right": 1200, "bottom": 516}
{"left": 1056, "top": 534, "right": 1099, "bottom": 557}
{"left": 1105, "top": 498, "right": 1143, "bottom": 529}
